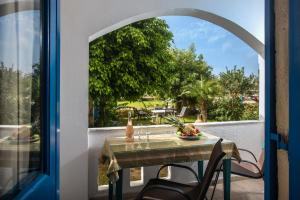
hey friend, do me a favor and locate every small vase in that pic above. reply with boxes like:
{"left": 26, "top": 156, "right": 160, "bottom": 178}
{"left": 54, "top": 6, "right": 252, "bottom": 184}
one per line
{"left": 126, "top": 112, "right": 134, "bottom": 142}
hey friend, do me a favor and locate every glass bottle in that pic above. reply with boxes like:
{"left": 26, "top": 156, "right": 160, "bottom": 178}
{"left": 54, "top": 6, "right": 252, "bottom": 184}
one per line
{"left": 126, "top": 112, "right": 134, "bottom": 141}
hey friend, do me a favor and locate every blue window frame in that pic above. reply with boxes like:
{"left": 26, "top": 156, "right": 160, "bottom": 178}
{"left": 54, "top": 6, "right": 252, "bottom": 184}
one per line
{"left": 265, "top": 0, "right": 278, "bottom": 200}
{"left": 289, "top": 0, "right": 300, "bottom": 199}
{"left": 0, "top": 0, "right": 59, "bottom": 199}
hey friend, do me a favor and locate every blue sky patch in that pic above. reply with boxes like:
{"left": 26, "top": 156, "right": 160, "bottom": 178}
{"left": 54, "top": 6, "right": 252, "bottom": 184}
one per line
{"left": 160, "top": 16, "right": 259, "bottom": 76}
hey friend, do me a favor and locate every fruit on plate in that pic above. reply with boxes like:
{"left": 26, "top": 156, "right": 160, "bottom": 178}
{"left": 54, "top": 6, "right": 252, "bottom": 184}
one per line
{"left": 181, "top": 124, "right": 200, "bottom": 136}
{"left": 165, "top": 116, "right": 200, "bottom": 136}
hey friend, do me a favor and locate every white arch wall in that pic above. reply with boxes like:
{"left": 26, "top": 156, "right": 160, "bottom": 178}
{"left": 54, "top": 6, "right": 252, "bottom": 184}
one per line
{"left": 88, "top": 9, "right": 264, "bottom": 57}
{"left": 60, "top": 1, "right": 264, "bottom": 199}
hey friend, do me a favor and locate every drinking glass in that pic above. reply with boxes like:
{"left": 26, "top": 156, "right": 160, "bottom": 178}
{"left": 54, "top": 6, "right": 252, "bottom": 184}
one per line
{"left": 145, "top": 128, "right": 150, "bottom": 141}
{"left": 137, "top": 123, "right": 143, "bottom": 140}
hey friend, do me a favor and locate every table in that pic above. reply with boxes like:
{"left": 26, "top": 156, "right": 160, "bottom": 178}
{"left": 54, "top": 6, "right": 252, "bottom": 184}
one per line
{"left": 101, "top": 132, "right": 240, "bottom": 200}
{"left": 151, "top": 110, "right": 166, "bottom": 123}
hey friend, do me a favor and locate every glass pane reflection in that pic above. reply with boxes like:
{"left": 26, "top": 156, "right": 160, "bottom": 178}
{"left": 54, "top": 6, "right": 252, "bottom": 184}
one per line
{"left": 0, "top": 0, "right": 42, "bottom": 198}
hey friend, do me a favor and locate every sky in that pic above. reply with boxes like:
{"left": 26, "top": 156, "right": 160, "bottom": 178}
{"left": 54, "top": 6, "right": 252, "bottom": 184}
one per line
{"left": 0, "top": 13, "right": 259, "bottom": 76}
{"left": 160, "top": 16, "right": 259, "bottom": 76}
{"left": 0, "top": 11, "right": 40, "bottom": 74}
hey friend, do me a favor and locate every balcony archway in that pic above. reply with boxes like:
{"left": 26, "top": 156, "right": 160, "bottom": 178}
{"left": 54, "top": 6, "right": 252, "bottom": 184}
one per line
{"left": 89, "top": 8, "right": 264, "bottom": 58}
{"left": 59, "top": 1, "right": 265, "bottom": 199}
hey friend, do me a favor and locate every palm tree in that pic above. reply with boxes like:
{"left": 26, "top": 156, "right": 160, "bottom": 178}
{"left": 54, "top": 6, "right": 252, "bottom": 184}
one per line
{"left": 181, "top": 78, "right": 219, "bottom": 122}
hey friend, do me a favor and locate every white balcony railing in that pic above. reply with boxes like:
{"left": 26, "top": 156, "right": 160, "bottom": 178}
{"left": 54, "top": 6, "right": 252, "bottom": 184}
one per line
{"left": 87, "top": 120, "right": 264, "bottom": 199}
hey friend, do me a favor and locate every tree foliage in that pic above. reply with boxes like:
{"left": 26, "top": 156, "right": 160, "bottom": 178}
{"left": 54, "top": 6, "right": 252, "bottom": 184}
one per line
{"left": 181, "top": 79, "right": 219, "bottom": 121}
{"left": 0, "top": 62, "right": 19, "bottom": 125}
{"left": 88, "top": 17, "right": 259, "bottom": 127}
{"left": 211, "top": 97, "right": 245, "bottom": 121}
{"left": 211, "top": 66, "right": 259, "bottom": 121}
{"left": 89, "top": 18, "right": 174, "bottom": 126}
{"left": 168, "top": 44, "right": 214, "bottom": 110}
{"left": 0, "top": 62, "right": 40, "bottom": 133}
{"left": 219, "top": 66, "right": 257, "bottom": 98}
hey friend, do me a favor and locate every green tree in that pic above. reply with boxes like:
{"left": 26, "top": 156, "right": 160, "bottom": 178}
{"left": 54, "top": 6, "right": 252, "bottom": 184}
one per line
{"left": 212, "top": 97, "right": 245, "bottom": 121}
{"left": 30, "top": 64, "right": 41, "bottom": 134}
{"left": 242, "top": 104, "right": 259, "bottom": 120}
{"left": 168, "top": 44, "right": 214, "bottom": 110}
{"left": 214, "top": 66, "right": 258, "bottom": 121}
{"left": 0, "top": 62, "right": 40, "bottom": 132}
{"left": 89, "top": 18, "right": 173, "bottom": 126}
{"left": 181, "top": 79, "right": 219, "bottom": 121}
{"left": 219, "top": 66, "right": 256, "bottom": 98}
{"left": 0, "top": 62, "right": 18, "bottom": 125}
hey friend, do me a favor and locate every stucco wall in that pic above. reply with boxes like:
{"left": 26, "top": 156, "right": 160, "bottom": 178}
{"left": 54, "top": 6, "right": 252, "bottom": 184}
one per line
{"left": 275, "top": 0, "right": 289, "bottom": 138}
{"left": 60, "top": 1, "right": 264, "bottom": 199}
{"left": 275, "top": 0, "right": 289, "bottom": 199}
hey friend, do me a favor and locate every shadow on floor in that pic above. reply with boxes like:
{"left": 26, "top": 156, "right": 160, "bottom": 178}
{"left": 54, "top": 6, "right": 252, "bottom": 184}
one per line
{"left": 206, "top": 177, "right": 264, "bottom": 200}
{"left": 91, "top": 177, "right": 264, "bottom": 200}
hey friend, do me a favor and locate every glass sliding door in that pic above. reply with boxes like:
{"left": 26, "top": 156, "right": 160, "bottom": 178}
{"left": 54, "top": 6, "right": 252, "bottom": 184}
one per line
{"left": 0, "top": 0, "right": 42, "bottom": 198}
{"left": 0, "top": 0, "right": 59, "bottom": 199}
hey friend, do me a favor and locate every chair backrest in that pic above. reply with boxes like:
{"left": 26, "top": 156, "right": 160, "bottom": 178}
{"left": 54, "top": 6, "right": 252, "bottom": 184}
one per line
{"left": 195, "top": 139, "right": 226, "bottom": 200}
{"left": 257, "top": 150, "right": 264, "bottom": 174}
{"left": 179, "top": 106, "right": 187, "bottom": 116}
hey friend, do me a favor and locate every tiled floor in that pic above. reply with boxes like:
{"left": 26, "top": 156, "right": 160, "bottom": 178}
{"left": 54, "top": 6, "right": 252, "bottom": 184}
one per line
{"left": 93, "top": 177, "right": 264, "bottom": 200}
{"left": 206, "top": 177, "right": 264, "bottom": 200}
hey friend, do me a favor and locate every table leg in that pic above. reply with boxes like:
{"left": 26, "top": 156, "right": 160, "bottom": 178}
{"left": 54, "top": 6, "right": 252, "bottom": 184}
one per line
{"left": 116, "top": 170, "right": 123, "bottom": 200}
{"left": 223, "top": 159, "right": 231, "bottom": 200}
{"left": 108, "top": 182, "right": 113, "bottom": 200}
{"left": 198, "top": 161, "right": 204, "bottom": 180}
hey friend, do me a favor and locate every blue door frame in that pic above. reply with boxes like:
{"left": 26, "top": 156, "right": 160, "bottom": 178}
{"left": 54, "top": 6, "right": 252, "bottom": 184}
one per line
{"left": 15, "top": 0, "right": 60, "bottom": 199}
{"left": 266, "top": 0, "right": 300, "bottom": 199}
{"left": 265, "top": 0, "right": 278, "bottom": 200}
{"left": 289, "top": 0, "right": 300, "bottom": 199}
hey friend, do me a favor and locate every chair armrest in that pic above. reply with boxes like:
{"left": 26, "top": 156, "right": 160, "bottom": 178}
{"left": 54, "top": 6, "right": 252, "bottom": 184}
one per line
{"left": 238, "top": 148, "right": 258, "bottom": 162}
{"left": 139, "top": 184, "right": 190, "bottom": 200}
{"left": 157, "top": 164, "right": 200, "bottom": 183}
{"left": 216, "top": 160, "right": 263, "bottom": 178}
{"left": 239, "top": 160, "right": 263, "bottom": 177}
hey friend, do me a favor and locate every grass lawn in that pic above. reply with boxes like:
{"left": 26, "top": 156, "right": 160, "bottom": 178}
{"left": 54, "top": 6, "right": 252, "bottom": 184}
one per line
{"left": 114, "top": 100, "right": 196, "bottom": 125}
{"left": 114, "top": 114, "right": 197, "bottom": 126}
{"left": 118, "top": 100, "right": 174, "bottom": 109}
{"left": 181, "top": 115, "right": 197, "bottom": 123}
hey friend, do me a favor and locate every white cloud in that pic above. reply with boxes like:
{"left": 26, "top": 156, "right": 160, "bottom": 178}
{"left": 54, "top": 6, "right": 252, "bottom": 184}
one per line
{"left": 221, "top": 41, "right": 232, "bottom": 52}
{"left": 172, "top": 20, "right": 230, "bottom": 45}
{"left": 207, "top": 33, "right": 227, "bottom": 43}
